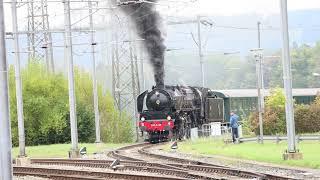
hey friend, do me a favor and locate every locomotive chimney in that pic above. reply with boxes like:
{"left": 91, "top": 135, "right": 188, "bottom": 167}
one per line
{"left": 156, "top": 80, "right": 164, "bottom": 89}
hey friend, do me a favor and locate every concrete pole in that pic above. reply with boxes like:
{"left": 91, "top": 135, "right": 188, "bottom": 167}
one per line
{"left": 63, "top": 0, "right": 79, "bottom": 155}
{"left": 255, "top": 52, "right": 264, "bottom": 144}
{"left": 257, "top": 22, "right": 261, "bottom": 48}
{"left": 115, "top": 25, "right": 121, "bottom": 110}
{"left": 47, "top": 33, "right": 54, "bottom": 73}
{"left": 0, "top": 0, "right": 13, "bottom": 178}
{"left": 257, "top": 22, "right": 265, "bottom": 111}
{"left": 12, "top": 0, "right": 26, "bottom": 157}
{"left": 132, "top": 39, "right": 140, "bottom": 94}
{"left": 197, "top": 15, "right": 204, "bottom": 87}
{"left": 257, "top": 22, "right": 264, "bottom": 143}
{"left": 139, "top": 42, "right": 145, "bottom": 91}
{"left": 129, "top": 42, "right": 138, "bottom": 142}
{"left": 128, "top": 26, "right": 138, "bottom": 142}
{"left": 88, "top": 0, "right": 101, "bottom": 143}
{"left": 280, "top": 0, "right": 297, "bottom": 153}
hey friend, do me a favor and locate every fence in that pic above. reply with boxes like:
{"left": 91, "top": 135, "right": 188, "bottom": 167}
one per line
{"left": 192, "top": 123, "right": 320, "bottom": 144}
{"left": 239, "top": 135, "right": 320, "bottom": 143}
{"left": 192, "top": 122, "right": 236, "bottom": 140}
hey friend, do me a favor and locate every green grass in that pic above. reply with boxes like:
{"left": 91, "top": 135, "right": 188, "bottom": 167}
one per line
{"left": 163, "top": 138, "right": 320, "bottom": 169}
{"left": 13, "top": 143, "right": 129, "bottom": 158}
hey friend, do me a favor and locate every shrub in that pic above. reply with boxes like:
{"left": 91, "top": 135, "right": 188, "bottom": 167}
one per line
{"left": 249, "top": 107, "right": 286, "bottom": 135}
{"left": 249, "top": 87, "right": 320, "bottom": 135}
{"left": 240, "top": 118, "right": 255, "bottom": 136}
{"left": 249, "top": 88, "right": 286, "bottom": 135}
{"left": 9, "top": 62, "right": 133, "bottom": 146}
{"left": 295, "top": 102, "right": 320, "bottom": 134}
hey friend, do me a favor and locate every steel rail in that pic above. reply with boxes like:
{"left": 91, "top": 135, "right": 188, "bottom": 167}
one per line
{"left": 30, "top": 159, "right": 211, "bottom": 179}
{"left": 31, "top": 158, "right": 183, "bottom": 170}
{"left": 108, "top": 143, "right": 269, "bottom": 179}
{"left": 109, "top": 143, "right": 294, "bottom": 180}
{"left": 13, "top": 166, "right": 185, "bottom": 180}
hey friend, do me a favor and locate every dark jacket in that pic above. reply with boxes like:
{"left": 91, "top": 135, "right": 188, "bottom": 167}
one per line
{"left": 230, "top": 114, "right": 239, "bottom": 128}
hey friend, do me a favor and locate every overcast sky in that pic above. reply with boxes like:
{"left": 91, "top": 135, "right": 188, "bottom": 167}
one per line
{"left": 158, "top": 0, "right": 320, "bottom": 17}
{"left": 3, "top": 0, "right": 320, "bottom": 31}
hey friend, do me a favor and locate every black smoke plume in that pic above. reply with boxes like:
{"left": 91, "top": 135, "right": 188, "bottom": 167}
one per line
{"left": 120, "top": 0, "right": 166, "bottom": 88}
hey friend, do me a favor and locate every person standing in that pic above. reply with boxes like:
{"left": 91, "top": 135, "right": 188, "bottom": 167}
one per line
{"left": 230, "top": 111, "right": 239, "bottom": 143}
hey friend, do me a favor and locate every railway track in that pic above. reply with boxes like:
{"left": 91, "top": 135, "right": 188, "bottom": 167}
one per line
{"left": 30, "top": 159, "right": 212, "bottom": 179}
{"left": 17, "top": 143, "right": 294, "bottom": 179}
{"left": 31, "top": 158, "right": 292, "bottom": 180}
{"left": 13, "top": 166, "right": 185, "bottom": 180}
{"left": 30, "top": 158, "right": 238, "bottom": 179}
{"left": 107, "top": 143, "right": 294, "bottom": 180}
{"left": 31, "top": 158, "right": 184, "bottom": 171}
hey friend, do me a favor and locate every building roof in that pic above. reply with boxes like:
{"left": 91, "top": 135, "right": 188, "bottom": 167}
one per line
{"left": 213, "top": 88, "right": 320, "bottom": 98}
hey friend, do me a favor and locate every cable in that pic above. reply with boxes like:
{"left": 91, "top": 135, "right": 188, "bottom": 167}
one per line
{"left": 71, "top": 8, "right": 100, "bottom": 26}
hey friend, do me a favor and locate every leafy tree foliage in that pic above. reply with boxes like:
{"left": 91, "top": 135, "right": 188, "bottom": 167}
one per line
{"left": 249, "top": 88, "right": 286, "bottom": 135}
{"left": 9, "top": 62, "right": 133, "bottom": 146}
{"left": 249, "top": 88, "right": 320, "bottom": 135}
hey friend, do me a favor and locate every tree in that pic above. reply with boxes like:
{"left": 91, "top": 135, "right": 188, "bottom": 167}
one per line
{"left": 9, "top": 62, "right": 133, "bottom": 146}
{"left": 249, "top": 88, "right": 286, "bottom": 135}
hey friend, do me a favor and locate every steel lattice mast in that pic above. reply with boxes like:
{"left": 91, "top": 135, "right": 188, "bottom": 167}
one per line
{"left": 111, "top": 12, "right": 140, "bottom": 119}
{"left": 27, "top": 0, "right": 54, "bottom": 72}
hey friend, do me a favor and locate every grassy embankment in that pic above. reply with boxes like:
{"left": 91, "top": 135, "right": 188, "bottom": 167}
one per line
{"left": 12, "top": 143, "right": 129, "bottom": 158}
{"left": 163, "top": 138, "right": 320, "bottom": 169}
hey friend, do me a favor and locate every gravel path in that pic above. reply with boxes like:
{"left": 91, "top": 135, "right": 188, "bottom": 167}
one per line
{"left": 152, "top": 145, "right": 320, "bottom": 180}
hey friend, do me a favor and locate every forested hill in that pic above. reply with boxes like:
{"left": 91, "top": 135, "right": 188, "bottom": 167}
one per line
{"left": 164, "top": 42, "right": 320, "bottom": 89}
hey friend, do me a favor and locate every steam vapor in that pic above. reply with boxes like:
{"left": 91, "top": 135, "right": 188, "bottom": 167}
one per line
{"left": 120, "top": 0, "right": 166, "bottom": 88}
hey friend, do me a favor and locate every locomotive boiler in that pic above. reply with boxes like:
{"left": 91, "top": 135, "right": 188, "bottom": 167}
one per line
{"left": 137, "top": 85, "right": 226, "bottom": 142}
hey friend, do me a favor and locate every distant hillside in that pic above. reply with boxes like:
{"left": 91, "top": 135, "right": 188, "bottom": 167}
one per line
{"left": 5, "top": 10, "right": 320, "bottom": 91}
{"left": 164, "top": 10, "right": 320, "bottom": 55}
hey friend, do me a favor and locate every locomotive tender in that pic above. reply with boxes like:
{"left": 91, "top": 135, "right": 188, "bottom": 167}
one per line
{"left": 137, "top": 85, "right": 226, "bottom": 142}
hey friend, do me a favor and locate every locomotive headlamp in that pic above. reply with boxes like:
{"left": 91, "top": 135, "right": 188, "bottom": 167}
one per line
{"left": 167, "top": 116, "right": 171, "bottom": 120}
{"left": 156, "top": 99, "right": 160, "bottom": 105}
{"left": 141, "top": 117, "right": 145, "bottom": 121}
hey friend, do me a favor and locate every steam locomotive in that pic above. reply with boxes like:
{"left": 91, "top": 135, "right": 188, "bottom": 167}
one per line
{"left": 137, "top": 85, "right": 227, "bottom": 142}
